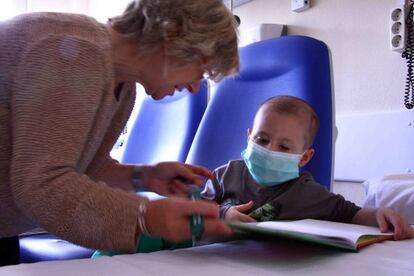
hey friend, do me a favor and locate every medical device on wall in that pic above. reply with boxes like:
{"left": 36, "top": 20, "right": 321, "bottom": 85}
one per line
{"left": 226, "top": 0, "right": 252, "bottom": 26}
{"left": 391, "top": 1, "right": 414, "bottom": 109}
{"left": 291, "top": 0, "right": 310, "bottom": 12}
{"left": 402, "top": 1, "right": 414, "bottom": 109}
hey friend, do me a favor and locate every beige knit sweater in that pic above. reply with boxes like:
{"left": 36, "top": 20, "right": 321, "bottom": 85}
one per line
{"left": 0, "top": 13, "right": 143, "bottom": 252}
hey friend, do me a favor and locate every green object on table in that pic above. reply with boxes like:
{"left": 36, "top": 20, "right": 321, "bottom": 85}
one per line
{"left": 249, "top": 203, "right": 276, "bottom": 222}
{"left": 92, "top": 186, "right": 203, "bottom": 259}
{"left": 92, "top": 235, "right": 192, "bottom": 258}
{"left": 188, "top": 186, "right": 205, "bottom": 243}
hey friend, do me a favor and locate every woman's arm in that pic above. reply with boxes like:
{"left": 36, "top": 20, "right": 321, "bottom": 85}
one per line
{"left": 11, "top": 35, "right": 140, "bottom": 252}
{"left": 96, "top": 160, "right": 214, "bottom": 196}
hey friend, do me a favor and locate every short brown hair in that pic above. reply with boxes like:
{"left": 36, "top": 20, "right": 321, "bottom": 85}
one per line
{"left": 109, "top": 0, "right": 239, "bottom": 81}
{"left": 259, "top": 96, "right": 320, "bottom": 149}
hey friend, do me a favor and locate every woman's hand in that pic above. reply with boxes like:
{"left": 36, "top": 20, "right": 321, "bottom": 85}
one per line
{"left": 142, "top": 162, "right": 214, "bottom": 196}
{"left": 225, "top": 201, "right": 256, "bottom": 222}
{"left": 375, "top": 208, "right": 414, "bottom": 240}
{"left": 145, "top": 197, "right": 233, "bottom": 241}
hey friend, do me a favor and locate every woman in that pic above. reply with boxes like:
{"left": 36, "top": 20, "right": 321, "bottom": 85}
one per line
{"left": 0, "top": 0, "right": 239, "bottom": 265}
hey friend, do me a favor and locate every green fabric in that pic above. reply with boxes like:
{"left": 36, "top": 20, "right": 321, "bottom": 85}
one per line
{"left": 92, "top": 235, "right": 192, "bottom": 258}
{"left": 249, "top": 203, "right": 276, "bottom": 222}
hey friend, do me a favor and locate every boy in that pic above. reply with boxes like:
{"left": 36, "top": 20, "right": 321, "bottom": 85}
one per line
{"left": 201, "top": 95, "right": 414, "bottom": 239}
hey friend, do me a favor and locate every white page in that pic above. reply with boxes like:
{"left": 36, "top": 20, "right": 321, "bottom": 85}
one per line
{"left": 256, "top": 219, "right": 393, "bottom": 244}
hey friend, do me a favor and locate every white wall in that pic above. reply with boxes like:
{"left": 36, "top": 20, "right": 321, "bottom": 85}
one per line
{"left": 234, "top": 0, "right": 408, "bottom": 115}
{"left": 26, "top": 0, "right": 130, "bottom": 21}
{"left": 88, "top": 0, "right": 131, "bottom": 23}
{"left": 27, "top": 0, "right": 88, "bottom": 14}
{"left": 23, "top": 0, "right": 409, "bottom": 116}
{"left": 0, "top": 0, "right": 26, "bottom": 21}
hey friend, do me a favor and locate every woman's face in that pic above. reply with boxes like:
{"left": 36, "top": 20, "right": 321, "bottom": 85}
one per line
{"left": 109, "top": 29, "right": 207, "bottom": 99}
{"left": 145, "top": 60, "right": 206, "bottom": 100}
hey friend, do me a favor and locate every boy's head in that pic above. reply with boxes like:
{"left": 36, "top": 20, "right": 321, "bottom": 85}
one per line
{"left": 247, "top": 95, "right": 319, "bottom": 167}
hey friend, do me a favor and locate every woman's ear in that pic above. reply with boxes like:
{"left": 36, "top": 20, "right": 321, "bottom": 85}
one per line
{"left": 299, "top": 148, "right": 315, "bottom": 167}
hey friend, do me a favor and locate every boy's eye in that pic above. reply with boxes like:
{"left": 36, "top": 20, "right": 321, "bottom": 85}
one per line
{"left": 279, "top": 145, "right": 290, "bottom": 151}
{"left": 254, "top": 136, "right": 268, "bottom": 145}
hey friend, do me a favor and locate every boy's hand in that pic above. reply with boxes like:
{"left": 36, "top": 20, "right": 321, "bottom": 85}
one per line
{"left": 376, "top": 208, "right": 414, "bottom": 240}
{"left": 225, "top": 201, "right": 256, "bottom": 222}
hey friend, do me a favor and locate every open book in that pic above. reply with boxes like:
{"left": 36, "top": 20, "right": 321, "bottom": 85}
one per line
{"left": 228, "top": 219, "right": 394, "bottom": 251}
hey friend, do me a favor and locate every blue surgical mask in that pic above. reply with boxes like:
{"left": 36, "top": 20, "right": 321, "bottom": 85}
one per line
{"left": 241, "top": 140, "right": 302, "bottom": 186}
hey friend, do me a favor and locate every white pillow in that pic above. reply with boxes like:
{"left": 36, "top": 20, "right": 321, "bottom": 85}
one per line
{"left": 363, "top": 174, "right": 414, "bottom": 224}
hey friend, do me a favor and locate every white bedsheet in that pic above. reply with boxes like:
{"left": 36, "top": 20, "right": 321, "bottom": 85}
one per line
{"left": 1, "top": 238, "right": 414, "bottom": 276}
{"left": 363, "top": 174, "right": 414, "bottom": 224}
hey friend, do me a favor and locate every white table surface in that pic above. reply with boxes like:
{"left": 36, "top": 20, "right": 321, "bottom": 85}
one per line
{"left": 2, "top": 237, "right": 414, "bottom": 276}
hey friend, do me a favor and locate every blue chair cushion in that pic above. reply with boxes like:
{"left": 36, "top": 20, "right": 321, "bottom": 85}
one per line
{"left": 19, "top": 234, "right": 94, "bottom": 263}
{"left": 121, "top": 81, "right": 208, "bottom": 164}
{"left": 186, "top": 36, "right": 333, "bottom": 189}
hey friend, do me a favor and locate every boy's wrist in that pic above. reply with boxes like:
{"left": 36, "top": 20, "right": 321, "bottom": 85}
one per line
{"left": 219, "top": 204, "right": 233, "bottom": 219}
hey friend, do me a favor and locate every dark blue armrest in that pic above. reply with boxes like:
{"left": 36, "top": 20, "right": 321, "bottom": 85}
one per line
{"left": 19, "top": 234, "right": 94, "bottom": 263}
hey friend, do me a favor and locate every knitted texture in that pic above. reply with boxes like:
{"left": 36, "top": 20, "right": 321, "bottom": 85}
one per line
{"left": 0, "top": 13, "right": 142, "bottom": 252}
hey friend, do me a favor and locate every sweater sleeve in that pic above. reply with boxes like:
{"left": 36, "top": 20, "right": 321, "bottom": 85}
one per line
{"left": 86, "top": 83, "right": 136, "bottom": 181}
{"left": 10, "top": 35, "right": 140, "bottom": 252}
{"left": 277, "top": 175, "right": 361, "bottom": 223}
{"left": 201, "top": 167, "right": 233, "bottom": 219}
{"left": 201, "top": 168, "right": 224, "bottom": 202}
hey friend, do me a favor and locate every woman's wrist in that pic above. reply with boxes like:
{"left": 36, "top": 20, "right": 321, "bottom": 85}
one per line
{"left": 136, "top": 199, "right": 151, "bottom": 236}
{"left": 131, "top": 165, "right": 151, "bottom": 192}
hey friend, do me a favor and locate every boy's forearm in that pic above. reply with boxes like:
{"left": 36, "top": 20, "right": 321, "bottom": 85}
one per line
{"left": 351, "top": 208, "right": 378, "bottom": 226}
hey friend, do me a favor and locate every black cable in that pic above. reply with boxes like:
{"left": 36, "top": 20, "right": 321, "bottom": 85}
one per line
{"left": 402, "top": 0, "right": 414, "bottom": 109}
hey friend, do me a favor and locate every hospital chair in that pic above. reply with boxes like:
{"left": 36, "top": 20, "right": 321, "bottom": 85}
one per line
{"left": 19, "top": 83, "right": 209, "bottom": 263}
{"left": 19, "top": 233, "right": 94, "bottom": 263}
{"left": 186, "top": 35, "right": 334, "bottom": 190}
{"left": 122, "top": 81, "right": 208, "bottom": 164}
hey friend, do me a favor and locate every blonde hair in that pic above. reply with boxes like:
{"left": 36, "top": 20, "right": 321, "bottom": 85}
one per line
{"left": 109, "top": 0, "right": 239, "bottom": 81}
{"left": 259, "top": 96, "right": 320, "bottom": 149}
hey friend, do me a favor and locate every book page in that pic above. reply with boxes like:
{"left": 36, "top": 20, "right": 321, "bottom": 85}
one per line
{"left": 256, "top": 219, "right": 393, "bottom": 244}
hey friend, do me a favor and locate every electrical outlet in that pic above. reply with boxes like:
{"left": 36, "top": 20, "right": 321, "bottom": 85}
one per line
{"left": 291, "top": 0, "right": 310, "bottom": 12}
{"left": 390, "top": 6, "right": 406, "bottom": 52}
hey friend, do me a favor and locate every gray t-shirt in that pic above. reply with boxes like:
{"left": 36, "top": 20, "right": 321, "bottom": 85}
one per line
{"left": 201, "top": 160, "right": 360, "bottom": 223}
